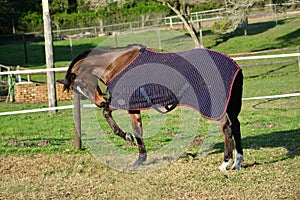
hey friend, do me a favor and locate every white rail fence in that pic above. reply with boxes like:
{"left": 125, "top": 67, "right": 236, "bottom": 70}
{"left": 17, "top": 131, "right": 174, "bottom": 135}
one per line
{"left": 0, "top": 52, "right": 300, "bottom": 116}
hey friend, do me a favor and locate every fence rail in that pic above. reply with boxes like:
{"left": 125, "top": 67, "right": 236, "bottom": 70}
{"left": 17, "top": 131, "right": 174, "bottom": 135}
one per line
{"left": 0, "top": 53, "right": 299, "bottom": 76}
{"left": 0, "top": 67, "right": 68, "bottom": 76}
{"left": 0, "top": 52, "right": 300, "bottom": 117}
{"left": 232, "top": 53, "right": 300, "bottom": 61}
{"left": 2, "top": 92, "right": 300, "bottom": 116}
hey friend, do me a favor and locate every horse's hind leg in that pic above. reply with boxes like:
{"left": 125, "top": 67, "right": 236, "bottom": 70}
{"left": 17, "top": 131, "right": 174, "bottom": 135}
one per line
{"left": 219, "top": 113, "right": 244, "bottom": 170}
{"left": 220, "top": 70, "right": 244, "bottom": 170}
{"left": 103, "top": 106, "right": 135, "bottom": 143}
{"left": 129, "top": 110, "right": 147, "bottom": 167}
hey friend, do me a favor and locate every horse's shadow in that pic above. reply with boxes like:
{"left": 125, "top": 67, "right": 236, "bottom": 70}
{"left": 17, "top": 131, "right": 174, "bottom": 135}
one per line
{"left": 211, "top": 128, "right": 300, "bottom": 167}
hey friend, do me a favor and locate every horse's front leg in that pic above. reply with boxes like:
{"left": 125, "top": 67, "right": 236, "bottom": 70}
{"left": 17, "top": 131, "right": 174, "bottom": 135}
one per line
{"left": 129, "top": 110, "right": 147, "bottom": 167}
{"left": 230, "top": 114, "right": 244, "bottom": 170}
{"left": 219, "top": 113, "right": 244, "bottom": 170}
{"left": 102, "top": 106, "right": 135, "bottom": 143}
{"left": 219, "top": 114, "right": 234, "bottom": 171}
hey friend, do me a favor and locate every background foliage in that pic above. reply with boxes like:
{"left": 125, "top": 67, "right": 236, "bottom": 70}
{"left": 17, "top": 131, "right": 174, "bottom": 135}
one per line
{"left": 1, "top": 0, "right": 293, "bottom": 34}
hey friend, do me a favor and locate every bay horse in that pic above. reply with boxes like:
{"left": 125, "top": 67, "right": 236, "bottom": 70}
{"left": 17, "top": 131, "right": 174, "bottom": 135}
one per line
{"left": 60, "top": 44, "right": 244, "bottom": 170}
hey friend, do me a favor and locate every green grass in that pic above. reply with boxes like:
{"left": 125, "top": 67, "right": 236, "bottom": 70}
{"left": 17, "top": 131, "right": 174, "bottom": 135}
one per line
{"left": 212, "top": 17, "right": 300, "bottom": 53}
{"left": 1, "top": 16, "right": 299, "bottom": 68}
{"left": 242, "top": 62, "right": 300, "bottom": 97}
{"left": 0, "top": 15, "right": 300, "bottom": 199}
{"left": 0, "top": 103, "right": 77, "bottom": 155}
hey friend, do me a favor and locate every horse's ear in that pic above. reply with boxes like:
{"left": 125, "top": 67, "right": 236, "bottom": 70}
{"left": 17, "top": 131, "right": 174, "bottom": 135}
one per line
{"left": 56, "top": 79, "right": 65, "bottom": 84}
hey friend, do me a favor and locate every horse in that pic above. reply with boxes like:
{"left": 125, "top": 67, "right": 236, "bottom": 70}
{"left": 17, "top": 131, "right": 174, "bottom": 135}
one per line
{"left": 60, "top": 44, "right": 244, "bottom": 170}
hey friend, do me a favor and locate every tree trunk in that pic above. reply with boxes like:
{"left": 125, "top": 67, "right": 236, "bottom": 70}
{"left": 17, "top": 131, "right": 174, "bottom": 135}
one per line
{"left": 243, "top": 16, "right": 248, "bottom": 36}
{"left": 166, "top": 2, "right": 203, "bottom": 49}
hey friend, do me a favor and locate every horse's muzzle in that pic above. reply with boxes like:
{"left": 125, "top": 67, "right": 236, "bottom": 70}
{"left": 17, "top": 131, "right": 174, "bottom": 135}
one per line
{"left": 98, "top": 102, "right": 108, "bottom": 108}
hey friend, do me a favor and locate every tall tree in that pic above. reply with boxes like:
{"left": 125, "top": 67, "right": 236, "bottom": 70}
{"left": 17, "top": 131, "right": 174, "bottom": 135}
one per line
{"left": 157, "top": 0, "right": 259, "bottom": 47}
{"left": 157, "top": 0, "right": 206, "bottom": 48}
{"left": 0, "top": 0, "right": 41, "bottom": 34}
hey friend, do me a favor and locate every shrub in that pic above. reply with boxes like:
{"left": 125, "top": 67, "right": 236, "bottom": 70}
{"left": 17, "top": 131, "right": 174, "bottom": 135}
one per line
{"left": 212, "top": 17, "right": 235, "bottom": 34}
{"left": 18, "top": 12, "right": 43, "bottom": 33}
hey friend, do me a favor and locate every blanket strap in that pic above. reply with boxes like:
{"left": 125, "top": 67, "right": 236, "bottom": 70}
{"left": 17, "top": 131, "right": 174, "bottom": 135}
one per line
{"left": 139, "top": 83, "right": 189, "bottom": 114}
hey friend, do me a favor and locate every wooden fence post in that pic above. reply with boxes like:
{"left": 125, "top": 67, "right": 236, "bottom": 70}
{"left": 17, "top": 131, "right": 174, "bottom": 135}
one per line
{"left": 157, "top": 29, "right": 162, "bottom": 50}
{"left": 298, "top": 46, "right": 300, "bottom": 72}
{"left": 114, "top": 32, "right": 118, "bottom": 47}
{"left": 99, "top": 18, "right": 104, "bottom": 34}
{"left": 23, "top": 34, "right": 28, "bottom": 64}
{"left": 73, "top": 92, "right": 82, "bottom": 150}
{"left": 130, "top": 22, "right": 133, "bottom": 33}
{"left": 69, "top": 37, "right": 73, "bottom": 60}
{"left": 42, "top": 0, "right": 57, "bottom": 115}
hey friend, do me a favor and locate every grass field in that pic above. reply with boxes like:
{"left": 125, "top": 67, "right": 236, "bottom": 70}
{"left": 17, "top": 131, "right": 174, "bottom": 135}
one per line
{"left": 0, "top": 16, "right": 300, "bottom": 199}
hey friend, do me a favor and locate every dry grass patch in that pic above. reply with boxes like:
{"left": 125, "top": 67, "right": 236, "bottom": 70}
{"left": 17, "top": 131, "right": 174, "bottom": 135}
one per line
{"left": 1, "top": 152, "right": 299, "bottom": 199}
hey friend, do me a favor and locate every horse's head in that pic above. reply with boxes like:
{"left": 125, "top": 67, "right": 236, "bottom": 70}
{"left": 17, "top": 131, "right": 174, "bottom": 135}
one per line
{"left": 60, "top": 70, "right": 107, "bottom": 108}
{"left": 73, "top": 72, "right": 107, "bottom": 108}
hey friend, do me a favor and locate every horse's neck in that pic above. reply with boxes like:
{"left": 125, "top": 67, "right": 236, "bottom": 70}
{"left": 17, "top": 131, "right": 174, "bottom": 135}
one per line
{"left": 72, "top": 46, "right": 141, "bottom": 83}
{"left": 97, "top": 48, "right": 141, "bottom": 83}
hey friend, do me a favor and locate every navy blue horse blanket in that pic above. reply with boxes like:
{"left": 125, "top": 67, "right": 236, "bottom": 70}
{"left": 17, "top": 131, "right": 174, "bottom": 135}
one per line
{"left": 106, "top": 47, "right": 241, "bottom": 120}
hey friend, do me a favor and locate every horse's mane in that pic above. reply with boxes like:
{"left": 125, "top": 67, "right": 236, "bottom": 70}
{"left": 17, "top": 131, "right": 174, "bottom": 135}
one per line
{"left": 63, "top": 44, "right": 144, "bottom": 91}
{"left": 63, "top": 49, "right": 92, "bottom": 91}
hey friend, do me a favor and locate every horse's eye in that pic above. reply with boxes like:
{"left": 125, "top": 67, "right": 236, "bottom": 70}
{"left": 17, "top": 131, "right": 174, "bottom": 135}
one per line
{"left": 82, "top": 82, "right": 88, "bottom": 88}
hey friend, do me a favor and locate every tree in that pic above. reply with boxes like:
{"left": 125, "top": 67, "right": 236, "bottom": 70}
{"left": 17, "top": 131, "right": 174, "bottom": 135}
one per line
{"left": 213, "top": 0, "right": 258, "bottom": 35}
{"left": 0, "top": 0, "right": 14, "bottom": 34}
{"left": 157, "top": 0, "right": 259, "bottom": 47}
{"left": 0, "top": 0, "right": 41, "bottom": 34}
{"left": 50, "top": 0, "right": 68, "bottom": 13}
{"left": 157, "top": 0, "right": 206, "bottom": 48}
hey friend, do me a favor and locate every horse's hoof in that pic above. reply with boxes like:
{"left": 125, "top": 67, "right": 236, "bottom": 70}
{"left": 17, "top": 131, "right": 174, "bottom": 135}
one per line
{"left": 133, "top": 154, "right": 147, "bottom": 167}
{"left": 219, "top": 159, "right": 233, "bottom": 171}
{"left": 231, "top": 153, "right": 244, "bottom": 170}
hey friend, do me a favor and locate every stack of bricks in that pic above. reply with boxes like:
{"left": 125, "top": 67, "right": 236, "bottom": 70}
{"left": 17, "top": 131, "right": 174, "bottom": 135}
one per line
{"left": 14, "top": 83, "right": 73, "bottom": 103}
{"left": 56, "top": 83, "right": 73, "bottom": 101}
